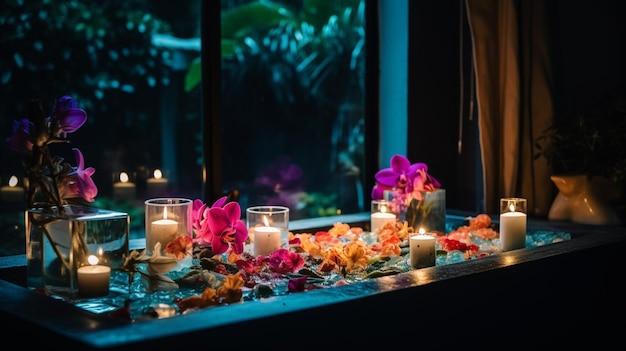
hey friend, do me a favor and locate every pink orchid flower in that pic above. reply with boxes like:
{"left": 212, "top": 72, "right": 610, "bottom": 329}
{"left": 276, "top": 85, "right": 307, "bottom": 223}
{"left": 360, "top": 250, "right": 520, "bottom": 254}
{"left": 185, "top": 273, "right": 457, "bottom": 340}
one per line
{"left": 192, "top": 196, "right": 228, "bottom": 246}
{"left": 267, "top": 248, "right": 305, "bottom": 274}
{"left": 206, "top": 199, "right": 248, "bottom": 255}
{"left": 61, "top": 148, "right": 98, "bottom": 202}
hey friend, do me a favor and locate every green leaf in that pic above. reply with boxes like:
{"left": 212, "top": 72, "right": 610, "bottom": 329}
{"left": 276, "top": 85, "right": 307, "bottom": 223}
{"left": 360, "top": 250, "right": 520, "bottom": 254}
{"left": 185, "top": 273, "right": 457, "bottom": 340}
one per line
{"left": 184, "top": 57, "right": 201, "bottom": 92}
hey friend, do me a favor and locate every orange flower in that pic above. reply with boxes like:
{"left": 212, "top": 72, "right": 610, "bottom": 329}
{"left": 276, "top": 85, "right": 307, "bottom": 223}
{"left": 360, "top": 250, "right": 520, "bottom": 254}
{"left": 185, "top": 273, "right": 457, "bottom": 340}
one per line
{"left": 343, "top": 241, "right": 368, "bottom": 272}
{"left": 328, "top": 222, "right": 351, "bottom": 237}
{"left": 165, "top": 235, "right": 193, "bottom": 260}
{"left": 379, "top": 236, "right": 401, "bottom": 257}
{"left": 176, "top": 287, "right": 219, "bottom": 313}
{"left": 217, "top": 272, "right": 244, "bottom": 304}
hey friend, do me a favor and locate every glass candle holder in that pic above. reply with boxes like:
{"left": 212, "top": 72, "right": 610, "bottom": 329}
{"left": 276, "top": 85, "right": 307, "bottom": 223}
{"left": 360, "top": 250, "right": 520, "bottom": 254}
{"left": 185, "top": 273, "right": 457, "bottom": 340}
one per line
{"left": 246, "top": 206, "right": 289, "bottom": 256}
{"left": 499, "top": 197, "right": 527, "bottom": 251}
{"left": 144, "top": 198, "right": 193, "bottom": 256}
{"left": 370, "top": 199, "right": 396, "bottom": 233}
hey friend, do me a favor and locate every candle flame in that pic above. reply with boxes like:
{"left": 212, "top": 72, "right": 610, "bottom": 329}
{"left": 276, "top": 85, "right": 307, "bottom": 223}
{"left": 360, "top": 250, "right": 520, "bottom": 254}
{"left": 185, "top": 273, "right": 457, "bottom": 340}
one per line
{"left": 87, "top": 255, "right": 99, "bottom": 266}
{"left": 120, "top": 172, "right": 130, "bottom": 183}
{"left": 509, "top": 203, "right": 515, "bottom": 212}
{"left": 154, "top": 169, "right": 163, "bottom": 179}
{"left": 419, "top": 228, "right": 425, "bottom": 234}
{"left": 263, "top": 215, "right": 270, "bottom": 227}
{"left": 8, "top": 175, "right": 18, "bottom": 187}
{"left": 381, "top": 205, "right": 388, "bottom": 213}
{"left": 163, "top": 207, "right": 169, "bottom": 220}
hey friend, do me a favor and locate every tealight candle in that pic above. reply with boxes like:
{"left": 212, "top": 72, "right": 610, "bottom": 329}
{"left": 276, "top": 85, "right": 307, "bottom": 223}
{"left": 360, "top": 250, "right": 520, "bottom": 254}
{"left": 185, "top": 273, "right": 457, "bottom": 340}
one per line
{"left": 253, "top": 220, "right": 282, "bottom": 256}
{"left": 499, "top": 198, "right": 527, "bottom": 251}
{"left": 113, "top": 171, "right": 136, "bottom": 202}
{"left": 1, "top": 175, "right": 25, "bottom": 203}
{"left": 77, "top": 255, "right": 111, "bottom": 298}
{"left": 147, "top": 169, "right": 169, "bottom": 197}
{"left": 371, "top": 200, "right": 396, "bottom": 233}
{"left": 409, "top": 233, "right": 436, "bottom": 269}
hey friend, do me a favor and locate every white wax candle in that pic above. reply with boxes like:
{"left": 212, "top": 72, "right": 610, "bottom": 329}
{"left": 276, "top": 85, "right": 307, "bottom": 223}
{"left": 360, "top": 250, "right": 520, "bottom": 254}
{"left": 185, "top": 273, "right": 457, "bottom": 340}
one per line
{"left": 500, "top": 211, "right": 527, "bottom": 251}
{"left": 77, "top": 256, "right": 111, "bottom": 298}
{"left": 371, "top": 212, "right": 396, "bottom": 233}
{"left": 1, "top": 185, "right": 25, "bottom": 203}
{"left": 409, "top": 234, "right": 436, "bottom": 269}
{"left": 147, "top": 169, "right": 169, "bottom": 197}
{"left": 253, "top": 226, "right": 281, "bottom": 256}
{"left": 113, "top": 172, "right": 136, "bottom": 201}
{"left": 1, "top": 175, "right": 25, "bottom": 203}
{"left": 148, "top": 218, "right": 178, "bottom": 255}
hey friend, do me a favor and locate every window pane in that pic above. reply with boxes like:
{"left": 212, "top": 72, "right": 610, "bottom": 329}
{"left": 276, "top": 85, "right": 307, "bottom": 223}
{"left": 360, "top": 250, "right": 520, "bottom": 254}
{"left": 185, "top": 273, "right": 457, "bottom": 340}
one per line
{"left": 218, "top": 0, "right": 368, "bottom": 220}
{"left": 0, "top": 1, "right": 203, "bottom": 256}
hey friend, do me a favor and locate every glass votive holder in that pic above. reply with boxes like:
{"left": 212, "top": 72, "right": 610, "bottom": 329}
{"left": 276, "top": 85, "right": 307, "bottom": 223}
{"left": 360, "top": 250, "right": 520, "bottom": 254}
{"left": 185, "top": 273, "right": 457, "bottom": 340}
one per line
{"left": 145, "top": 198, "right": 193, "bottom": 256}
{"left": 370, "top": 199, "right": 397, "bottom": 233}
{"left": 409, "top": 233, "right": 436, "bottom": 269}
{"left": 499, "top": 197, "right": 527, "bottom": 251}
{"left": 246, "top": 206, "right": 290, "bottom": 256}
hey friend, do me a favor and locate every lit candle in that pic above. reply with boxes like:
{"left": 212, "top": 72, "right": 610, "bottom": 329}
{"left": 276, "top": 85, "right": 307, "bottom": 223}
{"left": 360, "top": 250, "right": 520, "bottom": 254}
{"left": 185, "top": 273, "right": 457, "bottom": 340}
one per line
{"left": 253, "top": 216, "right": 282, "bottom": 256}
{"left": 500, "top": 203, "right": 527, "bottom": 251}
{"left": 371, "top": 203, "right": 396, "bottom": 233}
{"left": 1, "top": 175, "right": 25, "bottom": 203}
{"left": 148, "top": 207, "right": 179, "bottom": 255}
{"left": 146, "top": 169, "right": 169, "bottom": 197}
{"left": 409, "top": 232, "right": 436, "bottom": 269}
{"left": 77, "top": 255, "right": 111, "bottom": 298}
{"left": 113, "top": 171, "right": 136, "bottom": 202}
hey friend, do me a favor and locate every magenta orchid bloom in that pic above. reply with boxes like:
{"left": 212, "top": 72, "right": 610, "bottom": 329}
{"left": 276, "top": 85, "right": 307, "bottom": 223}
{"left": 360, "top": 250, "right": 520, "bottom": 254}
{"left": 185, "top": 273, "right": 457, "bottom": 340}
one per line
{"left": 192, "top": 196, "right": 228, "bottom": 246}
{"left": 206, "top": 200, "right": 248, "bottom": 255}
{"left": 61, "top": 148, "right": 98, "bottom": 202}
{"left": 51, "top": 95, "right": 87, "bottom": 137}
{"left": 267, "top": 248, "right": 305, "bottom": 274}
{"left": 371, "top": 154, "right": 420, "bottom": 199}
{"left": 372, "top": 154, "right": 441, "bottom": 200}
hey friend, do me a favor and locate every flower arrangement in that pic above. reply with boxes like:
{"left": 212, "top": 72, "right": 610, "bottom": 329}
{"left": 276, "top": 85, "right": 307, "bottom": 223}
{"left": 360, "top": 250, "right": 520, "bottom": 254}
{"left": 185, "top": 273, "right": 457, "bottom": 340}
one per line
{"left": 371, "top": 154, "right": 444, "bottom": 232}
{"left": 109, "top": 210, "right": 567, "bottom": 320}
{"left": 6, "top": 96, "right": 98, "bottom": 210}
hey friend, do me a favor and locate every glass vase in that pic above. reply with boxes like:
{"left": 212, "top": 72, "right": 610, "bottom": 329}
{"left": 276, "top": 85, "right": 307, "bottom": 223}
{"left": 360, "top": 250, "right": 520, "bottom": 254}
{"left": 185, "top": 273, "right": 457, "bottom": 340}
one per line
{"left": 25, "top": 205, "right": 129, "bottom": 300}
{"left": 400, "top": 189, "right": 446, "bottom": 233}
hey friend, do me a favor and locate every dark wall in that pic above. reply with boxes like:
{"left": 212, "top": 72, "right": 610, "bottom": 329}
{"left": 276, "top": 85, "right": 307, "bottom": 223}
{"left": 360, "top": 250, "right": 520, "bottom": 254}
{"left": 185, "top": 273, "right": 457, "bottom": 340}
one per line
{"left": 407, "top": 0, "right": 479, "bottom": 213}
{"left": 408, "top": 0, "right": 626, "bottom": 214}
{"left": 547, "top": 0, "right": 626, "bottom": 117}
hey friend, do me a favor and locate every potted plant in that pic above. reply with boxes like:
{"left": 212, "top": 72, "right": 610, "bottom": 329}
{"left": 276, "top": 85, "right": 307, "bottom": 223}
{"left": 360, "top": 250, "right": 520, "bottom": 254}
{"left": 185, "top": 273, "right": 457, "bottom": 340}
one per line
{"left": 534, "top": 95, "right": 626, "bottom": 224}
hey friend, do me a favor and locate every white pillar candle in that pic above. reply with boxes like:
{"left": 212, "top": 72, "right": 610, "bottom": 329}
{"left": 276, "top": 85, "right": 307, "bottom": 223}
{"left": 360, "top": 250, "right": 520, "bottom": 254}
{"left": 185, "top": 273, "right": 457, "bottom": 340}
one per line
{"left": 253, "top": 226, "right": 282, "bottom": 256}
{"left": 147, "top": 169, "right": 169, "bottom": 197}
{"left": 148, "top": 218, "right": 178, "bottom": 255}
{"left": 371, "top": 212, "right": 396, "bottom": 233}
{"left": 113, "top": 172, "right": 136, "bottom": 202}
{"left": 500, "top": 211, "right": 527, "bottom": 251}
{"left": 409, "top": 234, "right": 436, "bottom": 269}
{"left": 77, "top": 255, "right": 111, "bottom": 298}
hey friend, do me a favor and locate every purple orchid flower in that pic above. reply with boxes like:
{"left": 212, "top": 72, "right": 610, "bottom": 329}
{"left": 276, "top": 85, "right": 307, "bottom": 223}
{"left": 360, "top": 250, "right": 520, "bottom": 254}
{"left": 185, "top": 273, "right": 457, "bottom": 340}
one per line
{"left": 51, "top": 95, "right": 87, "bottom": 138}
{"left": 371, "top": 154, "right": 420, "bottom": 199}
{"left": 61, "top": 148, "right": 98, "bottom": 202}
{"left": 371, "top": 154, "right": 442, "bottom": 200}
{"left": 206, "top": 200, "right": 248, "bottom": 255}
